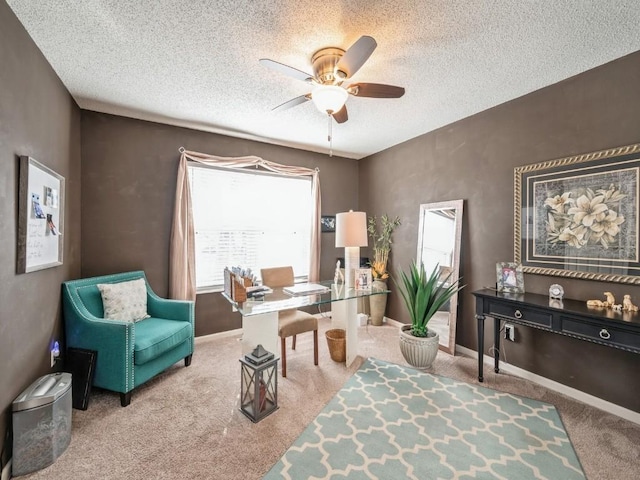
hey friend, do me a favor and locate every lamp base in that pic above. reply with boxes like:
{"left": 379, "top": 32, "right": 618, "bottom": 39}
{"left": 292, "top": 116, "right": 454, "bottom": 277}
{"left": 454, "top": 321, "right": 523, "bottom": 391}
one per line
{"left": 344, "top": 246, "right": 360, "bottom": 289}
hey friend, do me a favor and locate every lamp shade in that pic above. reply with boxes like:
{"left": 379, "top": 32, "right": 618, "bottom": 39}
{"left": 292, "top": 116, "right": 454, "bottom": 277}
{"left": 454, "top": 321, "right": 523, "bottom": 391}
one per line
{"left": 312, "top": 85, "right": 348, "bottom": 114}
{"left": 335, "top": 211, "right": 368, "bottom": 247}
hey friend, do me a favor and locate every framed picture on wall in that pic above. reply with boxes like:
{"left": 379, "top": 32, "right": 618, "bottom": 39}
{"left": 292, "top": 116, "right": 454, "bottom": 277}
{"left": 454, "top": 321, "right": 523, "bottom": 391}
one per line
{"left": 514, "top": 142, "right": 640, "bottom": 284}
{"left": 321, "top": 215, "right": 336, "bottom": 233}
{"left": 17, "top": 156, "right": 65, "bottom": 273}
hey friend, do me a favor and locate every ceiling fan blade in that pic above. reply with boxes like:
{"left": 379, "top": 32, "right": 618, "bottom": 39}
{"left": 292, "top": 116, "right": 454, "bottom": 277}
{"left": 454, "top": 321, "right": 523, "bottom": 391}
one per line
{"left": 336, "top": 36, "right": 377, "bottom": 79}
{"left": 272, "top": 94, "right": 311, "bottom": 112}
{"left": 259, "top": 59, "right": 314, "bottom": 83}
{"left": 332, "top": 105, "right": 348, "bottom": 124}
{"left": 348, "top": 83, "right": 405, "bottom": 98}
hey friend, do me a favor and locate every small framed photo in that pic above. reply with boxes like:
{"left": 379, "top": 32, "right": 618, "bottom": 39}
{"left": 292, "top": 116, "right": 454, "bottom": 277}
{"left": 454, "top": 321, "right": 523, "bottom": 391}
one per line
{"left": 355, "top": 268, "right": 372, "bottom": 290}
{"left": 321, "top": 215, "right": 336, "bottom": 233}
{"left": 496, "top": 262, "right": 525, "bottom": 293}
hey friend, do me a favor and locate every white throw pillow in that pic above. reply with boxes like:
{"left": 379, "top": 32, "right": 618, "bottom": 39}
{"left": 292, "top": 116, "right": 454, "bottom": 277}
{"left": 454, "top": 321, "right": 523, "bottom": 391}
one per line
{"left": 97, "top": 278, "right": 150, "bottom": 322}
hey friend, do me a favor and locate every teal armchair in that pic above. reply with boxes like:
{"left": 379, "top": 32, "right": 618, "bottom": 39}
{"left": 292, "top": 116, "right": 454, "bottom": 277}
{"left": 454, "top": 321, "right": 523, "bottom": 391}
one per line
{"left": 62, "top": 271, "right": 194, "bottom": 406}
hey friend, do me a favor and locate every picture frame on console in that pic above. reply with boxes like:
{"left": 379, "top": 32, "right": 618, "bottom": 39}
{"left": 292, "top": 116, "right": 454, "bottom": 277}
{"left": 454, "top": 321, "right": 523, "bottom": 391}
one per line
{"left": 515, "top": 143, "right": 640, "bottom": 284}
{"left": 354, "top": 268, "right": 372, "bottom": 291}
{"left": 496, "top": 262, "right": 525, "bottom": 293}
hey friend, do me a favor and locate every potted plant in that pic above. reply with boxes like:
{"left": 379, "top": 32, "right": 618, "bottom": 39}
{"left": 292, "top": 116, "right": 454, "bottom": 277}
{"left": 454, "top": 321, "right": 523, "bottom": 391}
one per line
{"left": 367, "top": 214, "right": 401, "bottom": 325}
{"left": 367, "top": 214, "right": 401, "bottom": 280}
{"left": 395, "top": 262, "right": 464, "bottom": 369}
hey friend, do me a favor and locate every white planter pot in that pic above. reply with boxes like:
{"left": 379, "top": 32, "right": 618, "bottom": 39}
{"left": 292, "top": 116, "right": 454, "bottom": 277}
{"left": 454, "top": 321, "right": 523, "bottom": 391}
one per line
{"left": 399, "top": 324, "right": 439, "bottom": 369}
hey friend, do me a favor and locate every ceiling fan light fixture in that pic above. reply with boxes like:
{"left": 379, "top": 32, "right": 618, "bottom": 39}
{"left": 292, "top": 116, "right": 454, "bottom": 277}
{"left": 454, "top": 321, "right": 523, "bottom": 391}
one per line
{"left": 312, "top": 85, "right": 348, "bottom": 114}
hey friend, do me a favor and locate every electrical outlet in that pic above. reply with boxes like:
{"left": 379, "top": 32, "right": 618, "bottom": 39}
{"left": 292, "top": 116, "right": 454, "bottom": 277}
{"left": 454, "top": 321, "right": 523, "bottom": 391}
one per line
{"left": 505, "top": 324, "right": 515, "bottom": 342}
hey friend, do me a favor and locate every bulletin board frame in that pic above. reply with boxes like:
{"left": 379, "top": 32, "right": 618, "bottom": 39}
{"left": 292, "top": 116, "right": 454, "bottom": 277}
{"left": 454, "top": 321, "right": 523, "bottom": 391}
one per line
{"left": 17, "top": 155, "right": 65, "bottom": 273}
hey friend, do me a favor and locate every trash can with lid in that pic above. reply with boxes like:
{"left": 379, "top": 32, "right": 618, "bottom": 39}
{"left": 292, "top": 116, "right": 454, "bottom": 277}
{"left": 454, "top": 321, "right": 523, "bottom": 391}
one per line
{"left": 12, "top": 372, "right": 72, "bottom": 476}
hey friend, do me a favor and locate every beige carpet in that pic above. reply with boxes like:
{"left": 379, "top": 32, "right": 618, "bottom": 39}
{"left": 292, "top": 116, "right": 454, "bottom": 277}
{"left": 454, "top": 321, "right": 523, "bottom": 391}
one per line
{"left": 19, "top": 317, "right": 640, "bottom": 479}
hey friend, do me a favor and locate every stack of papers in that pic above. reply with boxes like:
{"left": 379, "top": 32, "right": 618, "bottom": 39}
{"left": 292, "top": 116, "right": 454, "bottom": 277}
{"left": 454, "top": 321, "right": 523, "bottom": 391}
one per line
{"left": 283, "top": 283, "right": 330, "bottom": 296}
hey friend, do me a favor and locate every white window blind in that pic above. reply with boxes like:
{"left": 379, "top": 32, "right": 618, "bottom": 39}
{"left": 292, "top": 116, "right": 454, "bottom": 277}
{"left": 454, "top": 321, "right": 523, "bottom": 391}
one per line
{"left": 188, "top": 163, "right": 312, "bottom": 290}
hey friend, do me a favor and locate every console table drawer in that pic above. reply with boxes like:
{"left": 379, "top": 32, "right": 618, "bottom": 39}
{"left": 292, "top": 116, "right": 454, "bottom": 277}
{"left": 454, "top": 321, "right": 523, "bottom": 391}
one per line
{"left": 561, "top": 316, "right": 640, "bottom": 351}
{"left": 488, "top": 302, "right": 552, "bottom": 328}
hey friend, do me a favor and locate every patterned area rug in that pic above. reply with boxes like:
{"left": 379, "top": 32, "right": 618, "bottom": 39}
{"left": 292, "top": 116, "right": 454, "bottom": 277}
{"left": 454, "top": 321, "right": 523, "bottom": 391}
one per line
{"left": 263, "top": 358, "right": 585, "bottom": 480}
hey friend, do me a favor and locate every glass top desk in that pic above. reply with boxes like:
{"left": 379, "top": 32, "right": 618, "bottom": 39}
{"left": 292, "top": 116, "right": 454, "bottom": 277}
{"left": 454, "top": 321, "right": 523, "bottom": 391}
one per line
{"left": 222, "top": 280, "right": 389, "bottom": 367}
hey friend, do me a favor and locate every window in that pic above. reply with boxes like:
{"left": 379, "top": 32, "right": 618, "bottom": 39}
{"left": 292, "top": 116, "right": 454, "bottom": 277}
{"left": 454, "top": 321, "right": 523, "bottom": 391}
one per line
{"left": 188, "top": 163, "right": 313, "bottom": 290}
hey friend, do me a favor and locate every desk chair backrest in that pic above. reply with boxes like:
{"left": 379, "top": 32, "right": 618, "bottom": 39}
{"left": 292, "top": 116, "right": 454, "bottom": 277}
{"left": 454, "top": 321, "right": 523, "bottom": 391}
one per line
{"left": 261, "top": 266, "right": 294, "bottom": 288}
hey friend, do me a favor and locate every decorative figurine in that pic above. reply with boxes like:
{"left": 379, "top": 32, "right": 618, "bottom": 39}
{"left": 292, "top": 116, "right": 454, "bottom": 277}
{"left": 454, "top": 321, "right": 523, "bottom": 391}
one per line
{"left": 586, "top": 299, "right": 606, "bottom": 308}
{"left": 603, "top": 291, "right": 616, "bottom": 307}
{"left": 586, "top": 292, "right": 638, "bottom": 312}
{"left": 587, "top": 292, "right": 617, "bottom": 308}
{"left": 622, "top": 294, "right": 638, "bottom": 312}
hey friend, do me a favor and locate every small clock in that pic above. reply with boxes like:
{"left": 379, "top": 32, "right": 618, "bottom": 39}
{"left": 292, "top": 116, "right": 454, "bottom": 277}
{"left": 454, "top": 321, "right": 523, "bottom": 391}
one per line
{"left": 549, "top": 284, "right": 564, "bottom": 300}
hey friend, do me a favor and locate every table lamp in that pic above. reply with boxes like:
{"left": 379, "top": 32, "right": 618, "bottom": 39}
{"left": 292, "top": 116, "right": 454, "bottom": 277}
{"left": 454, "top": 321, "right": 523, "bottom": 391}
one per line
{"left": 336, "top": 210, "right": 368, "bottom": 289}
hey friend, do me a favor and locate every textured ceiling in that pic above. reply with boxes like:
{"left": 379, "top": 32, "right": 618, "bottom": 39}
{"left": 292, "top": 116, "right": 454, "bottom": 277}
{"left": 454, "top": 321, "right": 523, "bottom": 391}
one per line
{"left": 7, "top": 1, "right": 640, "bottom": 159}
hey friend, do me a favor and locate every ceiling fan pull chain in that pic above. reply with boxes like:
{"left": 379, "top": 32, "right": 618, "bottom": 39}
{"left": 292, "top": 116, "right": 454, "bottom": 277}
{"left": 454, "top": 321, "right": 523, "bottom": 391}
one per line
{"left": 328, "top": 113, "right": 333, "bottom": 157}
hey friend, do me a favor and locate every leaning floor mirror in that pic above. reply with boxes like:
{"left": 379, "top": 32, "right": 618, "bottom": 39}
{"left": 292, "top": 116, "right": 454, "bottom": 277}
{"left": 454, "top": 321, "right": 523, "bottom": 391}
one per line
{"left": 416, "top": 199, "right": 464, "bottom": 355}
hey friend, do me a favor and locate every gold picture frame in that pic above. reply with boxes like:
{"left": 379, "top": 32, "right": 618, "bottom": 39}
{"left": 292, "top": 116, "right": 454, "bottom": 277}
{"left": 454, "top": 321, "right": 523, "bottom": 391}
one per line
{"left": 514, "top": 143, "right": 640, "bottom": 284}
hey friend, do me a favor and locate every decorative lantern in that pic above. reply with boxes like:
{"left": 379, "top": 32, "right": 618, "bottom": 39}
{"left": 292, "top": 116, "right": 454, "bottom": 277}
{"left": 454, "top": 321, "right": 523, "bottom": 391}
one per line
{"left": 239, "top": 345, "right": 279, "bottom": 422}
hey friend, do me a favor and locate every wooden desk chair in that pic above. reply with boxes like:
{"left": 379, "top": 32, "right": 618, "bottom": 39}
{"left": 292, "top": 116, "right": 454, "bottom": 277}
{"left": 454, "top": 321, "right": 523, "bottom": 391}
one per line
{"left": 260, "top": 266, "right": 318, "bottom": 377}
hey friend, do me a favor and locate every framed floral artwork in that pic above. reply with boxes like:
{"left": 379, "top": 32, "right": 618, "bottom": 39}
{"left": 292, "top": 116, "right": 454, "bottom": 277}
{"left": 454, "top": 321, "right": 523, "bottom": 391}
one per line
{"left": 514, "top": 143, "right": 640, "bottom": 284}
{"left": 496, "top": 262, "right": 525, "bottom": 293}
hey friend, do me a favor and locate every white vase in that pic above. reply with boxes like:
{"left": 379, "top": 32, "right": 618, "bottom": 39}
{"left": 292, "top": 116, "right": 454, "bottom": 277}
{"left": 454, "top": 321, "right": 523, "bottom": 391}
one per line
{"left": 369, "top": 279, "right": 388, "bottom": 326}
{"left": 399, "top": 324, "right": 439, "bottom": 369}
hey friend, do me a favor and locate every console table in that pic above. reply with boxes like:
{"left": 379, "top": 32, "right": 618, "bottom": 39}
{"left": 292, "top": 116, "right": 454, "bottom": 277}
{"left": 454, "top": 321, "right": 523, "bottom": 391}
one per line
{"left": 473, "top": 288, "right": 640, "bottom": 382}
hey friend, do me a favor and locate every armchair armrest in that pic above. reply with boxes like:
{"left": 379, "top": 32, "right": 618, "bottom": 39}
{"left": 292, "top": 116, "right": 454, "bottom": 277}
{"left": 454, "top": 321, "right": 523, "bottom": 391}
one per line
{"left": 147, "top": 290, "right": 194, "bottom": 324}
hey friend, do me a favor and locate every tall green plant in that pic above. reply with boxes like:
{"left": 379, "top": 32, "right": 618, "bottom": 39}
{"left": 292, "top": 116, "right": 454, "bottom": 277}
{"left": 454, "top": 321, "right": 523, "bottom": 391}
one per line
{"left": 367, "top": 214, "right": 401, "bottom": 279}
{"left": 395, "top": 262, "right": 464, "bottom": 337}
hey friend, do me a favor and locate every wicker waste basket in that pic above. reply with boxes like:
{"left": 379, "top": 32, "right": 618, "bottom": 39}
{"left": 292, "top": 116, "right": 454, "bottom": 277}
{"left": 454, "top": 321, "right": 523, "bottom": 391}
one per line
{"left": 325, "top": 329, "right": 346, "bottom": 363}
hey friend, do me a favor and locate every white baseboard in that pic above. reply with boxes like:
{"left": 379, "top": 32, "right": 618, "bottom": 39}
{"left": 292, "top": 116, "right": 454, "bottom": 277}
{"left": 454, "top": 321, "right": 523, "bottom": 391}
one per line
{"left": 1, "top": 459, "right": 11, "bottom": 480}
{"left": 456, "top": 345, "right": 640, "bottom": 426}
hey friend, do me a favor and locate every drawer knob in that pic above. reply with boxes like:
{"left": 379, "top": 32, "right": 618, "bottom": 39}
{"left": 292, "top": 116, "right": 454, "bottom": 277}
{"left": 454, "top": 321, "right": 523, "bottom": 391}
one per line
{"left": 599, "top": 329, "right": 611, "bottom": 340}
{"left": 514, "top": 310, "right": 523, "bottom": 319}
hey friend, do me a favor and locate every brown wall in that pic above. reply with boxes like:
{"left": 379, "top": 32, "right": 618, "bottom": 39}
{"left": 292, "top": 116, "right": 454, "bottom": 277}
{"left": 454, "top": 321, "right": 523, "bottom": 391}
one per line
{"left": 80, "top": 111, "right": 359, "bottom": 336}
{"left": 3, "top": 0, "right": 639, "bottom": 468}
{"left": 0, "top": 0, "right": 81, "bottom": 465}
{"left": 359, "top": 51, "right": 640, "bottom": 412}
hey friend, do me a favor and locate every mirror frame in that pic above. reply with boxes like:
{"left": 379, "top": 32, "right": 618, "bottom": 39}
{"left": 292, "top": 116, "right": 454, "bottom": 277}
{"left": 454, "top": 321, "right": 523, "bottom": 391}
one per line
{"left": 416, "top": 199, "right": 464, "bottom": 355}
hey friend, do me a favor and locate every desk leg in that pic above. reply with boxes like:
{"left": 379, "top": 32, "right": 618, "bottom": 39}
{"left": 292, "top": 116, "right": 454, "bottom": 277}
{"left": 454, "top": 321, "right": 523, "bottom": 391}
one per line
{"left": 345, "top": 297, "right": 358, "bottom": 367}
{"left": 493, "top": 317, "right": 501, "bottom": 374}
{"left": 476, "top": 314, "right": 485, "bottom": 382}
{"left": 241, "top": 312, "right": 278, "bottom": 356}
{"left": 331, "top": 296, "right": 358, "bottom": 367}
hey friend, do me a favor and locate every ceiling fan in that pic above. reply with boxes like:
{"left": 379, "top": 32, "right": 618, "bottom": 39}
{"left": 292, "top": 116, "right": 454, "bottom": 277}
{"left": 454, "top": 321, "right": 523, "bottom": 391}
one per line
{"left": 259, "top": 35, "right": 405, "bottom": 124}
